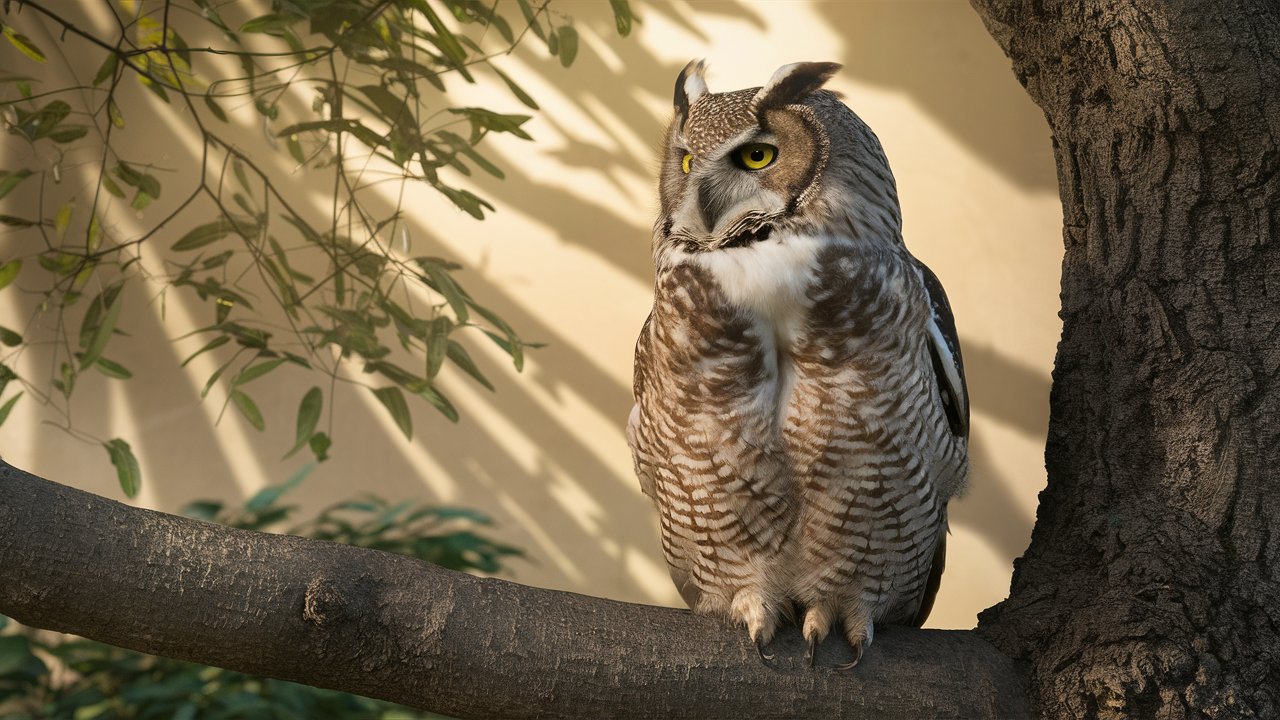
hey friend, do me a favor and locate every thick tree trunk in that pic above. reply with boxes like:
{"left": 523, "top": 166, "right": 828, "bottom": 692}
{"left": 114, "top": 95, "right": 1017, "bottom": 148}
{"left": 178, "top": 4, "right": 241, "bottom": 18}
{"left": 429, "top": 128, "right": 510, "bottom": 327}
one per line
{"left": 0, "top": 461, "right": 1028, "bottom": 719}
{"left": 969, "top": 1, "right": 1280, "bottom": 717}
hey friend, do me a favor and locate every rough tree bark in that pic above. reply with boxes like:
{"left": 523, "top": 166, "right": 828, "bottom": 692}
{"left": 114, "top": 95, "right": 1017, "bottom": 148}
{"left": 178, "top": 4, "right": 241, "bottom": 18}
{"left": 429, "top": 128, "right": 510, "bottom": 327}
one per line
{"left": 969, "top": 0, "right": 1280, "bottom": 717}
{"left": 0, "top": 462, "right": 1027, "bottom": 719}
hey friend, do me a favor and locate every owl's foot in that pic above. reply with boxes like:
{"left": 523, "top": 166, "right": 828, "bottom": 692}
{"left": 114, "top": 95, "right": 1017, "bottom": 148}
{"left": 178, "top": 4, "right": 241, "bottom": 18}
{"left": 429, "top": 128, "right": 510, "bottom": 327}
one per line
{"left": 800, "top": 603, "right": 834, "bottom": 668}
{"left": 730, "top": 587, "right": 782, "bottom": 663}
{"left": 836, "top": 615, "right": 874, "bottom": 671}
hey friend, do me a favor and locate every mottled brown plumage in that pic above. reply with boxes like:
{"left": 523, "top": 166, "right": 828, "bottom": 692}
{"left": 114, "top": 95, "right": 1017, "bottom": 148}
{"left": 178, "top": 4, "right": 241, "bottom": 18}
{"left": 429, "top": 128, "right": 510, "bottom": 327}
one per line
{"left": 628, "top": 61, "right": 969, "bottom": 665}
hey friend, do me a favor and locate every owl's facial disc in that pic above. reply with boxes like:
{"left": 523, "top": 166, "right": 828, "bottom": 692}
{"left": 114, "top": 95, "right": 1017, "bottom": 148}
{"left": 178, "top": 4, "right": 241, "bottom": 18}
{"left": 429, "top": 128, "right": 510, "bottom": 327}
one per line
{"left": 669, "top": 132, "right": 789, "bottom": 251}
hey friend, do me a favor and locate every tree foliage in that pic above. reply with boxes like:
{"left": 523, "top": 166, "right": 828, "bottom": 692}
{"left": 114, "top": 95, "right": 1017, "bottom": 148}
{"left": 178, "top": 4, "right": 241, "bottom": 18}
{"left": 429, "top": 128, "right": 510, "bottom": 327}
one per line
{"left": 0, "top": 0, "right": 634, "bottom": 495}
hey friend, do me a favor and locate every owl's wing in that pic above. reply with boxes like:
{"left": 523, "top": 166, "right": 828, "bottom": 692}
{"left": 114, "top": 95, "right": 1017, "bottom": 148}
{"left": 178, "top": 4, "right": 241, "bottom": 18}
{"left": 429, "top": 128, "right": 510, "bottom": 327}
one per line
{"left": 911, "top": 513, "right": 947, "bottom": 627}
{"left": 628, "top": 313, "right": 657, "bottom": 501}
{"left": 915, "top": 259, "right": 969, "bottom": 438}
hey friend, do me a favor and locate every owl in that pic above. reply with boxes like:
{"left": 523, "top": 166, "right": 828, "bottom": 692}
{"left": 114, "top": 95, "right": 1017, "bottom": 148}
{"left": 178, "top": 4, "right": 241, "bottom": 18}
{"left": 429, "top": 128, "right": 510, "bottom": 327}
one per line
{"left": 627, "top": 60, "right": 969, "bottom": 667}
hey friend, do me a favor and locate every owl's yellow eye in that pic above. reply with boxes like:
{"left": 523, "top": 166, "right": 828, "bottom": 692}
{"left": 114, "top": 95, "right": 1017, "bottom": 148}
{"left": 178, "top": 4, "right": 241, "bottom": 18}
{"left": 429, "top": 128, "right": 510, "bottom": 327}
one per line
{"left": 681, "top": 153, "right": 693, "bottom": 174}
{"left": 735, "top": 143, "right": 777, "bottom": 171}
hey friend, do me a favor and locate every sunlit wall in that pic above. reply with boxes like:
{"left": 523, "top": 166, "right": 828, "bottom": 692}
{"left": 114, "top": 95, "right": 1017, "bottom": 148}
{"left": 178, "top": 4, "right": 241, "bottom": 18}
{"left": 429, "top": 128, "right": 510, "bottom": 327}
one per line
{"left": 1, "top": 0, "right": 1061, "bottom": 630}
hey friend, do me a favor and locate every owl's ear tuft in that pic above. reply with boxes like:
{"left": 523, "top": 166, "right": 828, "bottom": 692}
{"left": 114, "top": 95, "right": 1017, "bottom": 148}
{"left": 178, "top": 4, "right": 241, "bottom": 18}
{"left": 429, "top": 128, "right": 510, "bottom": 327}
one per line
{"left": 750, "top": 62, "right": 841, "bottom": 115}
{"left": 674, "top": 59, "right": 708, "bottom": 128}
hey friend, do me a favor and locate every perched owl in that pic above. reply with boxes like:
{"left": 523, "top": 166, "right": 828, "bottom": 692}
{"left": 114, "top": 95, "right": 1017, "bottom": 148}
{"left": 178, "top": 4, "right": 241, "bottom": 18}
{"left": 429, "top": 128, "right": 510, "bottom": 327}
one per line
{"left": 627, "top": 60, "right": 969, "bottom": 667}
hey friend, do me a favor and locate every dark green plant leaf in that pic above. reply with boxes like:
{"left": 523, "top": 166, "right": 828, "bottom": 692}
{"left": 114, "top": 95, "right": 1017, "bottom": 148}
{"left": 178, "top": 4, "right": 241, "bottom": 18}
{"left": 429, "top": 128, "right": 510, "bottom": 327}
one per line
{"left": 183, "top": 500, "right": 224, "bottom": 521}
{"left": 231, "top": 389, "right": 265, "bottom": 430}
{"left": 233, "top": 358, "right": 285, "bottom": 386}
{"left": 103, "top": 438, "right": 141, "bottom": 497}
{"left": 204, "top": 93, "right": 229, "bottom": 122}
{"left": 94, "top": 357, "right": 132, "bottom": 379}
{"left": 79, "top": 291, "right": 123, "bottom": 370}
{"left": 372, "top": 386, "right": 412, "bottom": 440}
{"left": 557, "top": 25, "right": 579, "bottom": 67}
{"left": 181, "top": 335, "right": 230, "bottom": 367}
{"left": 0, "top": 391, "right": 22, "bottom": 428}
{"left": 0, "top": 170, "right": 32, "bottom": 200}
{"left": 0, "top": 325, "right": 22, "bottom": 346}
{"left": 491, "top": 66, "right": 538, "bottom": 110}
{"left": 92, "top": 53, "right": 119, "bottom": 85}
{"left": 609, "top": 0, "right": 634, "bottom": 36}
{"left": 239, "top": 14, "right": 299, "bottom": 35}
{"left": 447, "top": 107, "right": 533, "bottom": 141}
{"left": 309, "top": 432, "right": 331, "bottom": 462}
{"left": 445, "top": 340, "right": 493, "bottom": 391}
{"left": 284, "top": 386, "right": 322, "bottom": 459}
{"left": 426, "top": 317, "right": 451, "bottom": 379}
{"left": 245, "top": 463, "right": 312, "bottom": 512}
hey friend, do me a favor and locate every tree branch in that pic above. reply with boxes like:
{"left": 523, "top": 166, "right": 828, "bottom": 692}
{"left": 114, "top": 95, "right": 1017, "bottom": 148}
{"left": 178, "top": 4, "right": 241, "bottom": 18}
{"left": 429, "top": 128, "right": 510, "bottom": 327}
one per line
{"left": 0, "top": 461, "right": 1028, "bottom": 718}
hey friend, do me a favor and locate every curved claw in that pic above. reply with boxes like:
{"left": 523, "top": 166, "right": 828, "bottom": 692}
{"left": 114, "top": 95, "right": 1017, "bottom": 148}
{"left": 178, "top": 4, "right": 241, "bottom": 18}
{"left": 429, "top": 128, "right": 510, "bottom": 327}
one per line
{"left": 803, "top": 636, "right": 816, "bottom": 667}
{"left": 835, "top": 642, "right": 865, "bottom": 671}
{"left": 755, "top": 636, "right": 776, "bottom": 662}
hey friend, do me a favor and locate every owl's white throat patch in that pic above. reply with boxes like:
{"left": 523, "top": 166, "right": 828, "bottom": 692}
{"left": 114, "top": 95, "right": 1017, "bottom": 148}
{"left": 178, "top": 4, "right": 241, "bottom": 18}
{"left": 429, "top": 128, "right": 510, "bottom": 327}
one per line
{"left": 692, "top": 232, "right": 827, "bottom": 350}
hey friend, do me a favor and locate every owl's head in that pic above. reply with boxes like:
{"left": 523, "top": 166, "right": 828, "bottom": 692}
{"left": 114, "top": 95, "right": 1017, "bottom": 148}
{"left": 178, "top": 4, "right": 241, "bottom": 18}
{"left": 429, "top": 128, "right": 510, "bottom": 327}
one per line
{"left": 655, "top": 60, "right": 901, "bottom": 261}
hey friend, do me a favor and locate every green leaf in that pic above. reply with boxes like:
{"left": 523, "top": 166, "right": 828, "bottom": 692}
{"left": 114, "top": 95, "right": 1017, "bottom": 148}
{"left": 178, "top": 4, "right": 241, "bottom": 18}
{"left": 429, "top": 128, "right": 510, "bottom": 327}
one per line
{"left": 183, "top": 500, "right": 223, "bottom": 521}
{"left": 108, "top": 99, "right": 124, "bottom": 128}
{"left": 446, "top": 340, "right": 494, "bottom": 391}
{"left": 94, "top": 357, "right": 132, "bottom": 379}
{"left": 426, "top": 317, "right": 451, "bottom": 379}
{"left": 0, "top": 170, "right": 32, "bottom": 200}
{"left": 0, "top": 391, "right": 21, "bottom": 428}
{"left": 422, "top": 386, "right": 459, "bottom": 422}
{"left": 233, "top": 358, "right": 285, "bottom": 386}
{"left": 557, "top": 25, "right": 579, "bottom": 68}
{"left": 309, "top": 432, "right": 331, "bottom": 462}
{"left": 245, "top": 463, "right": 312, "bottom": 512}
{"left": 79, "top": 291, "right": 123, "bottom": 370}
{"left": 102, "top": 175, "right": 125, "bottom": 198}
{"left": 181, "top": 335, "right": 230, "bottom": 367}
{"left": 447, "top": 107, "right": 533, "bottom": 141}
{"left": 372, "top": 386, "right": 412, "bottom": 440}
{"left": 103, "top": 438, "right": 141, "bottom": 497}
{"left": 284, "top": 387, "right": 322, "bottom": 459}
{"left": 491, "top": 66, "right": 538, "bottom": 110}
{"left": 515, "top": 0, "right": 547, "bottom": 41}
{"left": 610, "top": 0, "right": 634, "bottom": 36}
{"left": 438, "top": 185, "right": 494, "bottom": 220}
{"left": 55, "top": 203, "right": 72, "bottom": 240}
{"left": 204, "top": 93, "right": 229, "bottom": 122}
{"left": 48, "top": 125, "right": 89, "bottom": 143}
{"left": 0, "top": 325, "right": 21, "bottom": 346}
{"left": 201, "top": 357, "right": 236, "bottom": 398}
{"left": 240, "top": 14, "right": 299, "bottom": 35}
{"left": 172, "top": 217, "right": 257, "bottom": 251}
{"left": 3, "top": 26, "right": 46, "bottom": 63}
{"left": 286, "top": 135, "right": 305, "bottom": 164}
{"left": 138, "top": 74, "right": 170, "bottom": 103}
{"left": 417, "top": 260, "right": 469, "bottom": 321}
{"left": 231, "top": 389, "right": 265, "bottom": 430}
{"left": 0, "top": 259, "right": 21, "bottom": 290}
{"left": 92, "top": 53, "right": 119, "bottom": 86}
{"left": 417, "top": 1, "right": 469, "bottom": 67}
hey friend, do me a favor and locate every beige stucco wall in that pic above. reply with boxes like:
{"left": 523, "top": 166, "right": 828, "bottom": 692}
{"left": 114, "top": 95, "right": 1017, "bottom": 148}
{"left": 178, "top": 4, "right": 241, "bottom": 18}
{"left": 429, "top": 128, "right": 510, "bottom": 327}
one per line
{"left": 2, "top": 1, "right": 1061, "bottom": 630}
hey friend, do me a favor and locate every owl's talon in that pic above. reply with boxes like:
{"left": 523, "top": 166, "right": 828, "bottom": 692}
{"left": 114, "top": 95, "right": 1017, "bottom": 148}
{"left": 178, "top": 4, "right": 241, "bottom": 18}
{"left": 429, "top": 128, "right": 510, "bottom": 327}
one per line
{"left": 835, "top": 642, "right": 865, "bottom": 671}
{"left": 755, "top": 637, "right": 775, "bottom": 662}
